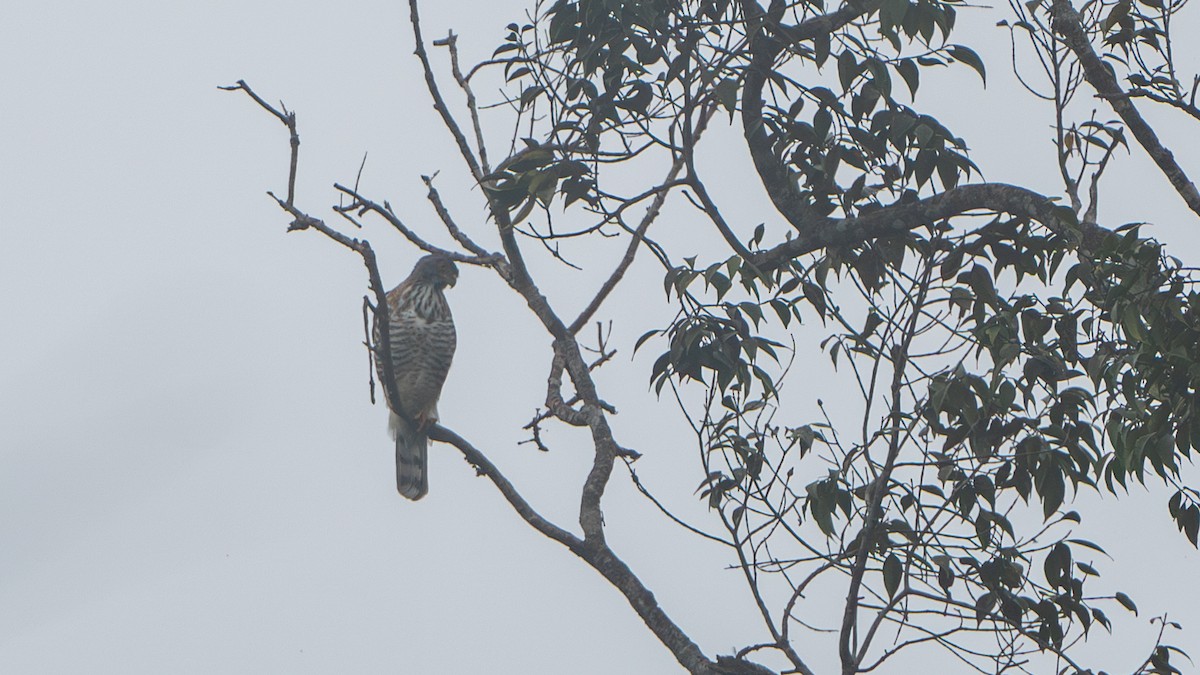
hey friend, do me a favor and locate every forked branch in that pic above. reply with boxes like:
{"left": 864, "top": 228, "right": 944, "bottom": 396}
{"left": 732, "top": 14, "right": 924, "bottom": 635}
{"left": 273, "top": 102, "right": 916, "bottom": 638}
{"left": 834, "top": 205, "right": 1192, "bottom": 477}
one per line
{"left": 1049, "top": 0, "right": 1200, "bottom": 217}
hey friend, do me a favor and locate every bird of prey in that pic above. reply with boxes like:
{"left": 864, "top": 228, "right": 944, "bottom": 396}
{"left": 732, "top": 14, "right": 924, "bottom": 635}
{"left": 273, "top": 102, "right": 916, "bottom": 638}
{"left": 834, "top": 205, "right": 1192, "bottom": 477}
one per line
{"left": 373, "top": 254, "right": 458, "bottom": 500}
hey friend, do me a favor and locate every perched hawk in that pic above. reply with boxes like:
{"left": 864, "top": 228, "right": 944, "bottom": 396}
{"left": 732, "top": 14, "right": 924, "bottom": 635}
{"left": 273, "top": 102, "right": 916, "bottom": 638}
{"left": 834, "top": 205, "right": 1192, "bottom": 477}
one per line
{"left": 373, "top": 254, "right": 458, "bottom": 500}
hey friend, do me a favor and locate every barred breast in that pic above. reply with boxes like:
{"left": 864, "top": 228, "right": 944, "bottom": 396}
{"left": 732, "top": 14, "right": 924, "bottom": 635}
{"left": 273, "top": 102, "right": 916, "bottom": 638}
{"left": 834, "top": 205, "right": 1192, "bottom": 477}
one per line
{"left": 371, "top": 280, "right": 456, "bottom": 421}
{"left": 387, "top": 304, "right": 456, "bottom": 419}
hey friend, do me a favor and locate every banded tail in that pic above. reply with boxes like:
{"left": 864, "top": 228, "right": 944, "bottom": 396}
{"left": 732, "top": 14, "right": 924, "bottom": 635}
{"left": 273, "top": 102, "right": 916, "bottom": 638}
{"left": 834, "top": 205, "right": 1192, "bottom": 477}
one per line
{"left": 390, "top": 412, "right": 429, "bottom": 500}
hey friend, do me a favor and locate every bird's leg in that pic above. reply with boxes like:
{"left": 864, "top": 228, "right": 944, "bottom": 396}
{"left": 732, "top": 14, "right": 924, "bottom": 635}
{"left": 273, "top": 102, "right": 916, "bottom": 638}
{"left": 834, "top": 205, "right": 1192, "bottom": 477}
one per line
{"left": 415, "top": 411, "right": 438, "bottom": 432}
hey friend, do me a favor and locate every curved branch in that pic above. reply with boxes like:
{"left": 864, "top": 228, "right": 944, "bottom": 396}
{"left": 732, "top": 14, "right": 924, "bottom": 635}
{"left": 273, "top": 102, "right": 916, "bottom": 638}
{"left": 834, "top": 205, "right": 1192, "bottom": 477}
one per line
{"left": 749, "top": 183, "right": 1109, "bottom": 271}
{"left": 428, "top": 424, "right": 581, "bottom": 548}
{"left": 219, "top": 80, "right": 300, "bottom": 206}
{"left": 433, "top": 31, "right": 492, "bottom": 175}
{"left": 428, "top": 423, "right": 728, "bottom": 675}
{"left": 408, "top": 1, "right": 629, "bottom": 550}
{"left": 739, "top": 1, "right": 868, "bottom": 235}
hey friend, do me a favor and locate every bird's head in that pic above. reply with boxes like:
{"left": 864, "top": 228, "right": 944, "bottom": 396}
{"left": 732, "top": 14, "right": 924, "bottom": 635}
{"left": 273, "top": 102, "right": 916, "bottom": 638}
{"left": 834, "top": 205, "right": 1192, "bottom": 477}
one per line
{"left": 412, "top": 254, "right": 459, "bottom": 289}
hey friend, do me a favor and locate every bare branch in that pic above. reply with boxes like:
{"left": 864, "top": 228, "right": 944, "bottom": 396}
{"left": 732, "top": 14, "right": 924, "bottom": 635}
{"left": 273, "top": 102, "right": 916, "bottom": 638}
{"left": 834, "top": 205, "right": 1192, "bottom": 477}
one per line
{"left": 434, "top": 31, "right": 491, "bottom": 175}
{"left": 220, "top": 80, "right": 300, "bottom": 206}
{"left": 1128, "top": 87, "right": 1200, "bottom": 123}
{"left": 625, "top": 460, "right": 735, "bottom": 547}
{"left": 362, "top": 295, "right": 377, "bottom": 405}
{"left": 408, "top": 0, "right": 486, "bottom": 183}
{"left": 224, "top": 81, "right": 412, "bottom": 437}
{"left": 686, "top": 173, "right": 757, "bottom": 263}
{"left": 404, "top": 9, "right": 722, "bottom": 671}
{"left": 333, "top": 183, "right": 500, "bottom": 266}
{"left": 428, "top": 423, "right": 581, "bottom": 547}
{"left": 428, "top": 422, "right": 727, "bottom": 675}
{"left": 543, "top": 352, "right": 593, "bottom": 427}
{"left": 422, "top": 174, "right": 495, "bottom": 257}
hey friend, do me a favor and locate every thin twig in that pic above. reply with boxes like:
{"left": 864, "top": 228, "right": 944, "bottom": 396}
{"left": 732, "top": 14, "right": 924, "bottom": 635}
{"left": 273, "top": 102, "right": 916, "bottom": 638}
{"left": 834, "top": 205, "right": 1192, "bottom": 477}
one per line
{"left": 569, "top": 107, "right": 715, "bottom": 334}
{"left": 422, "top": 174, "right": 494, "bottom": 257}
{"left": 362, "top": 296, "right": 377, "bottom": 405}
{"left": 434, "top": 31, "right": 491, "bottom": 174}
{"left": 219, "top": 80, "right": 300, "bottom": 206}
{"left": 333, "top": 182, "right": 499, "bottom": 265}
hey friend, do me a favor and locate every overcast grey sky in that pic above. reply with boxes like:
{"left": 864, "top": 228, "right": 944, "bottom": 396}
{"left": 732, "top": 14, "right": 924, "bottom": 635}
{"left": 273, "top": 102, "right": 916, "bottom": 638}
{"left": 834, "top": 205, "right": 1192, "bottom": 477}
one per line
{"left": 2, "top": 1, "right": 1197, "bottom": 673}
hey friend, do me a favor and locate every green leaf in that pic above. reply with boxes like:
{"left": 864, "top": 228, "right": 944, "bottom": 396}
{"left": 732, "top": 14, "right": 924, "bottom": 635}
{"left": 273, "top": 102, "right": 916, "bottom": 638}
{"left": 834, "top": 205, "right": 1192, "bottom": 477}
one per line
{"left": 505, "top": 66, "right": 532, "bottom": 82}
{"left": 937, "top": 559, "right": 955, "bottom": 592}
{"left": 713, "top": 77, "right": 739, "bottom": 116}
{"left": 975, "top": 592, "right": 996, "bottom": 623}
{"left": 838, "top": 50, "right": 859, "bottom": 92}
{"left": 895, "top": 59, "right": 920, "bottom": 97}
{"left": 814, "top": 108, "right": 833, "bottom": 141}
{"left": 940, "top": 247, "right": 964, "bottom": 280}
{"left": 1181, "top": 504, "right": 1200, "bottom": 546}
{"left": 814, "top": 30, "right": 831, "bottom": 67}
{"left": 803, "top": 281, "right": 827, "bottom": 319}
{"left": 751, "top": 222, "right": 765, "bottom": 246}
{"left": 519, "top": 85, "right": 544, "bottom": 109}
{"left": 634, "top": 329, "right": 660, "bottom": 354}
{"left": 883, "top": 552, "right": 903, "bottom": 597}
{"left": 510, "top": 196, "right": 537, "bottom": 224}
{"left": 937, "top": 154, "right": 960, "bottom": 189}
{"left": 1038, "top": 463, "right": 1066, "bottom": 519}
{"left": 975, "top": 511, "right": 993, "bottom": 548}
{"left": 1102, "top": 0, "right": 1131, "bottom": 32}
{"left": 948, "top": 45, "right": 986, "bottom": 85}
{"left": 1114, "top": 591, "right": 1138, "bottom": 615}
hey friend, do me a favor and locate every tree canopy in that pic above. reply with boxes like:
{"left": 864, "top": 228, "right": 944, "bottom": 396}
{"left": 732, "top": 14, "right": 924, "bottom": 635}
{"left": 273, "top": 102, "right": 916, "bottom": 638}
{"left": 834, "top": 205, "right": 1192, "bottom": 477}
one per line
{"left": 230, "top": 0, "right": 1199, "bottom": 672}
